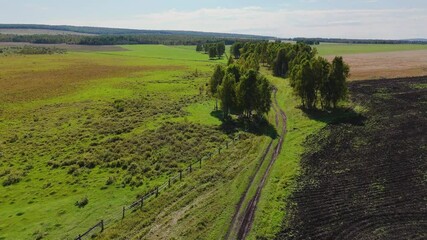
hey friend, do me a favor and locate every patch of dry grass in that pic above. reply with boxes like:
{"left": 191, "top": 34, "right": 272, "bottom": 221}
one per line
{"left": 0, "top": 61, "right": 183, "bottom": 102}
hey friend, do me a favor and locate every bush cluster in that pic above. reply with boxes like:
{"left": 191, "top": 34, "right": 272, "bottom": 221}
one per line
{"left": 75, "top": 197, "right": 89, "bottom": 208}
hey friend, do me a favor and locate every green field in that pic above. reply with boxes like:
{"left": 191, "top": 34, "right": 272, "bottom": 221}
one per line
{"left": 316, "top": 43, "right": 427, "bottom": 56}
{"left": 1, "top": 43, "right": 424, "bottom": 240}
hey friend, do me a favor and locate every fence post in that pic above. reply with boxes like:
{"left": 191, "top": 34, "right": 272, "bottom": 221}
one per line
{"left": 156, "top": 187, "right": 159, "bottom": 197}
{"left": 189, "top": 163, "right": 192, "bottom": 173}
{"left": 77, "top": 234, "right": 81, "bottom": 240}
{"left": 179, "top": 170, "right": 182, "bottom": 180}
{"left": 122, "top": 206, "right": 125, "bottom": 219}
{"left": 168, "top": 178, "right": 171, "bottom": 187}
{"left": 100, "top": 220, "right": 104, "bottom": 232}
{"left": 140, "top": 197, "right": 143, "bottom": 209}
{"left": 199, "top": 158, "right": 202, "bottom": 168}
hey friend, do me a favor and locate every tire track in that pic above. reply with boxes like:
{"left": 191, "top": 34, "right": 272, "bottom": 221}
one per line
{"left": 226, "top": 88, "right": 287, "bottom": 239}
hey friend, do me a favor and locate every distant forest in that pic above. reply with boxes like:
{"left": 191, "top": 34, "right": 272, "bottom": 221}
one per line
{"left": 0, "top": 24, "right": 272, "bottom": 38}
{"left": 0, "top": 24, "right": 272, "bottom": 45}
{"left": 0, "top": 33, "right": 252, "bottom": 45}
{"left": 0, "top": 24, "right": 425, "bottom": 45}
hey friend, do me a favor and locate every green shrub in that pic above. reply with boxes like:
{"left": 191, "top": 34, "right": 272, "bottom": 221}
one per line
{"left": 3, "top": 173, "right": 22, "bottom": 186}
{"left": 47, "top": 160, "right": 60, "bottom": 169}
{"left": 24, "top": 164, "right": 33, "bottom": 171}
{"left": 67, "top": 165, "right": 79, "bottom": 175}
{"left": 106, "top": 176, "right": 115, "bottom": 185}
{"left": 113, "top": 100, "right": 125, "bottom": 112}
{"left": 32, "top": 230, "right": 46, "bottom": 240}
{"left": 122, "top": 175, "right": 132, "bottom": 185}
{"left": 8, "top": 134, "right": 19, "bottom": 143}
{"left": 75, "top": 197, "right": 89, "bottom": 208}
{"left": 0, "top": 168, "right": 10, "bottom": 177}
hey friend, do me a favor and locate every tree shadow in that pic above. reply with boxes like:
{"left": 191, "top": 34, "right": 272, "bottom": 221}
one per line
{"left": 299, "top": 107, "right": 366, "bottom": 126}
{"left": 210, "top": 111, "right": 278, "bottom": 139}
{"left": 210, "top": 110, "right": 223, "bottom": 120}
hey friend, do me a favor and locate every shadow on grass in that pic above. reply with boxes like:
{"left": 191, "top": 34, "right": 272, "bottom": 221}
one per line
{"left": 210, "top": 110, "right": 278, "bottom": 139}
{"left": 299, "top": 107, "right": 366, "bottom": 126}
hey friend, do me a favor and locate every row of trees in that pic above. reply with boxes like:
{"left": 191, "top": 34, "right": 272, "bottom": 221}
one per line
{"left": 196, "top": 42, "right": 226, "bottom": 59}
{"left": 230, "top": 41, "right": 350, "bottom": 109}
{"left": 209, "top": 64, "right": 272, "bottom": 119}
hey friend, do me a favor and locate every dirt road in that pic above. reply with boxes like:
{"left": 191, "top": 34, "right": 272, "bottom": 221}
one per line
{"left": 226, "top": 88, "right": 287, "bottom": 239}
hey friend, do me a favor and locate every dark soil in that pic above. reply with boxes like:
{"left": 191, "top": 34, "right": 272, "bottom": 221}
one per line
{"left": 277, "top": 76, "right": 427, "bottom": 240}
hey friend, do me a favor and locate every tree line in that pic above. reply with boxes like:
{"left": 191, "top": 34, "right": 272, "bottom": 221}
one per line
{"left": 0, "top": 33, "right": 248, "bottom": 46}
{"left": 0, "top": 24, "right": 272, "bottom": 40}
{"left": 229, "top": 41, "right": 350, "bottom": 109}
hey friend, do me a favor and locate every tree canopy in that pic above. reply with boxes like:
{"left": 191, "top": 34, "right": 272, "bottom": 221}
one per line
{"left": 209, "top": 65, "right": 225, "bottom": 96}
{"left": 209, "top": 64, "right": 272, "bottom": 120}
{"left": 218, "top": 72, "right": 236, "bottom": 118}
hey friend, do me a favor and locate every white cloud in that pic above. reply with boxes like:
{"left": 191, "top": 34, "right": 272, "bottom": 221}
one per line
{"left": 51, "top": 7, "right": 427, "bottom": 39}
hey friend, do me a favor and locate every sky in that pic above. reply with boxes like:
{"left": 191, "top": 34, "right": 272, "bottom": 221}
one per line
{"left": 0, "top": 0, "right": 426, "bottom": 39}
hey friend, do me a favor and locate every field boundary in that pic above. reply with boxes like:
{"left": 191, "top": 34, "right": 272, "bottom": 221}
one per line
{"left": 74, "top": 134, "right": 242, "bottom": 239}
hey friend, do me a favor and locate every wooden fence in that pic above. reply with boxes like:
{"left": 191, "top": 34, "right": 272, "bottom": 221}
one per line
{"left": 74, "top": 134, "right": 240, "bottom": 239}
{"left": 76, "top": 220, "right": 103, "bottom": 240}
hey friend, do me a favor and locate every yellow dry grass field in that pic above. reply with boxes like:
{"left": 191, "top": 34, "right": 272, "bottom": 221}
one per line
{"left": 0, "top": 56, "right": 184, "bottom": 103}
{"left": 327, "top": 50, "right": 427, "bottom": 80}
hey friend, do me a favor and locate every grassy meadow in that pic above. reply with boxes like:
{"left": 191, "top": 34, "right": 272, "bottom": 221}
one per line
{"left": 0, "top": 45, "right": 250, "bottom": 239}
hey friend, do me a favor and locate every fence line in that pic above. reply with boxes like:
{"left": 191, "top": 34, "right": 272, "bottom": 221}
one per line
{"left": 76, "top": 220, "right": 103, "bottom": 240}
{"left": 75, "top": 134, "right": 241, "bottom": 239}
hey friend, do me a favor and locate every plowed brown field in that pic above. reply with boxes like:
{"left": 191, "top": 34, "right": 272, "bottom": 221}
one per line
{"left": 327, "top": 50, "right": 427, "bottom": 80}
{"left": 277, "top": 76, "right": 427, "bottom": 240}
